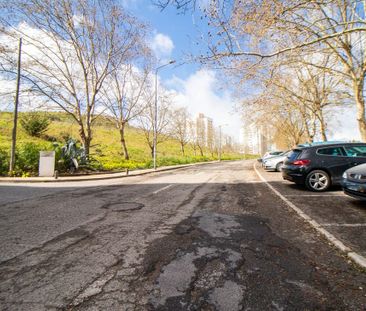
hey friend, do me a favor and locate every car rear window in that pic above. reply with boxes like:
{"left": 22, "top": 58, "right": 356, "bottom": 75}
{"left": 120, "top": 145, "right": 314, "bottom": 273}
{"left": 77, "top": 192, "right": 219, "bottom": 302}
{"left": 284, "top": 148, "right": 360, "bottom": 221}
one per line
{"left": 344, "top": 146, "right": 366, "bottom": 157}
{"left": 317, "top": 147, "right": 344, "bottom": 156}
{"left": 287, "top": 150, "right": 302, "bottom": 161}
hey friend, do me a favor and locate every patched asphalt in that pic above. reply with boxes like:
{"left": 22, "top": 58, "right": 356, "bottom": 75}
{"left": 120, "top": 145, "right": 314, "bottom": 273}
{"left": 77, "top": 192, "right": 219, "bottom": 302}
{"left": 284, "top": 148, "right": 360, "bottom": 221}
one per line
{"left": 0, "top": 161, "right": 365, "bottom": 310}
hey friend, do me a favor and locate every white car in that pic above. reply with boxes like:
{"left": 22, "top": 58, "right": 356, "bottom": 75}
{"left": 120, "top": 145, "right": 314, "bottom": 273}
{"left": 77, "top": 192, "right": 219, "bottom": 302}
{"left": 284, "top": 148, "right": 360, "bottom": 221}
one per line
{"left": 263, "top": 151, "right": 290, "bottom": 172}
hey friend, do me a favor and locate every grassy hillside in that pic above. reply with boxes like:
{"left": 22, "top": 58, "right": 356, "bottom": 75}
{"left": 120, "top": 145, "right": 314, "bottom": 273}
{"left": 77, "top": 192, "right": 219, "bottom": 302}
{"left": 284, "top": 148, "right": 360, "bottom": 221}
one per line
{"left": 0, "top": 111, "right": 253, "bottom": 176}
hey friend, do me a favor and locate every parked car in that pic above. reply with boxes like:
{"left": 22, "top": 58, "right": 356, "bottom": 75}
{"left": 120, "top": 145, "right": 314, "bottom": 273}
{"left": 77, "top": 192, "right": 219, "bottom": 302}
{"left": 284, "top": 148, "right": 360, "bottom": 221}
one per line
{"left": 263, "top": 151, "right": 290, "bottom": 172}
{"left": 342, "top": 163, "right": 366, "bottom": 200}
{"left": 297, "top": 141, "right": 349, "bottom": 148}
{"left": 257, "top": 151, "right": 283, "bottom": 163}
{"left": 282, "top": 143, "right": 366, "bottom": 191}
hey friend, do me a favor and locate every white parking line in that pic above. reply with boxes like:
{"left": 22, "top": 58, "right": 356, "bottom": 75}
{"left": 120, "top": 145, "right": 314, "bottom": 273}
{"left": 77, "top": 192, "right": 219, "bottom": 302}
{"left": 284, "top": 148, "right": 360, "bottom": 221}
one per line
{"left": 284, "top": 194, "right": 345, "bottom": 197}
{"left": 253, "top": 162, "right": 366, "bottom": 269}
{"left": 152, "top": 184, "right": 173, "bottom": 195}
{"left": 322, "top": 223, "right": 366, "bottom": 227}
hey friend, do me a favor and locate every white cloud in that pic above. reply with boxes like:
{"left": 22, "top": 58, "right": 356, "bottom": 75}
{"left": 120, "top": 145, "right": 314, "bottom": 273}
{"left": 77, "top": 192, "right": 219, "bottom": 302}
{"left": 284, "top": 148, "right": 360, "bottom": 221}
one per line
{"left": 166, "top": 69, "right": 242, "bottom": 142}
{"left": 151, "top": 33, "right": 174, "bottom": 58}
{"left": 164, "top": 69, "right": 362, "bottom": 145}
{"left": 328, "top": 106, "right": 360, "bottom": 141}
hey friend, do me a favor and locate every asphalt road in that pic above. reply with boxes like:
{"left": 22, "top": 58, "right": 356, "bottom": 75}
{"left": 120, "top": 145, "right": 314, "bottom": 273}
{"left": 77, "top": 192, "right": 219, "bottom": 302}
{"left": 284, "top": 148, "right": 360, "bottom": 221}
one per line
{"left": 0, "top": 160, "right": 365, "bottom": 310}
{"left": 258, "top": 163, "right": 366, "bottom": 259}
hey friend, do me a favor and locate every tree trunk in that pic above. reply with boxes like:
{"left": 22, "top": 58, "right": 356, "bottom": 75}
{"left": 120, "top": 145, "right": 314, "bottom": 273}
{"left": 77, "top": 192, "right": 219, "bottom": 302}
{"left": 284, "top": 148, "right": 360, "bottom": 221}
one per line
{"left": 83, "top": 136, "right": 91, "bottom": 160}
{"left": 119, "top": 124, "right": 129, "bottom": 160}
{"left": 180, "top": 143, "right": 185, "bottom": 156}
{"left": 150, "top": 145, "right": 154, "bottom": 158}
{"left": 304, "top": 123, "right": 313, "bottom": 143}
{"left": 300, "top": 110, "right": 313, "bottom": 143}
{"left": 198, "top": 145, "right": 203, "bottom": 156}
{"left": 354, "top": 78, "right": 366, "bottom": 141}
{"left": 310, "top": 116, "right": 317, "bottom": 143}
{"left": 79, "top": 127, "right": 89, "bottom": 159}
{"left": 318, "top": 112, "right": 328, "bottom": 142}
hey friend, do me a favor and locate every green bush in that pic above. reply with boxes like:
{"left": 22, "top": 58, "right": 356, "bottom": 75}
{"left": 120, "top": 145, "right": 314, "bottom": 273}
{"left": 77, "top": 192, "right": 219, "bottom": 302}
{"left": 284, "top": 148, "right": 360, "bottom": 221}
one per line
{"left": 16, "top": 142, "right": 42, "bottom": 173}
{"left": 0, "top": 148, "right": 9, "bottom": 176}
{"left": 20, "top": 112, "right": 50, "bottom": 137}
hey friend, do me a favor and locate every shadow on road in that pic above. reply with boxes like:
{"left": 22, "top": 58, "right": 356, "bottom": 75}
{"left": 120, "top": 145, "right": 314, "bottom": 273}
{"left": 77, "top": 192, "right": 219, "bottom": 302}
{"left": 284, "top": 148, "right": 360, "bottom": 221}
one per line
{"left": 0, "top": 176, "right": 365, "bottom": 310}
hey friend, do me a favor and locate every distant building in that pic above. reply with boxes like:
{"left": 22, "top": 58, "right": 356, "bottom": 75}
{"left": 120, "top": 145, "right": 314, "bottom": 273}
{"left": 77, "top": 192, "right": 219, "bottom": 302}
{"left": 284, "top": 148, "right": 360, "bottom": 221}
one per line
{"left": 225, "top": 135, "right": 232, "bottom": 147}
{"left": 196, "top": 113, "right": 214, "bottom": 148}
{"left": 242, "top": 123, "right": 273, "bottom": 155}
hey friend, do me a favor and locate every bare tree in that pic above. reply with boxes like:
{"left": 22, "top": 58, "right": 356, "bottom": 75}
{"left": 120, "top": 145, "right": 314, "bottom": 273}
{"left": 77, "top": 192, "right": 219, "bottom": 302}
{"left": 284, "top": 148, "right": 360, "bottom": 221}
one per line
{"left": 170, "top": 106, "right": 191, "bottom": 156}
{"left": 0, "top": 0, "right": 144, "bottom": 156}
{"left": 188, "top": 119, "right": 199, "bottom": 156}
{"left": 138, "top": 92, "right": 173, "bottom": 158}
{"left": 243, "top": 91, "right": 307, "bottom": 149}
{"left": 159, "top": 0, "right": 366, "bottom": 140}
{"left": 266, "top": 55, "right": 346, "bottom": 142}
{"left": 101, "top": 63, "right": 151, "bottom": 160}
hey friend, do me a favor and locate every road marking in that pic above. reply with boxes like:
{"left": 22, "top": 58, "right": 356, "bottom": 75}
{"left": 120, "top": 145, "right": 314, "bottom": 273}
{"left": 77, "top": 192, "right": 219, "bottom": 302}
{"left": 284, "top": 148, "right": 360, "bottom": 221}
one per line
{"left": 284, "top": 194, "right": 345, "bottom": 197}
{"left": 152, "top": 184, "right": 173, "bottom": 195}
{"left": 253, "top": 162, "right": 366, "bottom": 269}
{"left": 322, "top": 223, "right": 366, "bottom": 227}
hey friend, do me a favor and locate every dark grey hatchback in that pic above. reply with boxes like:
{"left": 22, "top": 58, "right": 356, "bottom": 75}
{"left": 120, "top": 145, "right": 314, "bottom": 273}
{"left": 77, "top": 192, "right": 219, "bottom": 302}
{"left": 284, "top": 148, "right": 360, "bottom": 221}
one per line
{"left": 282, "top": 143, "right": 366, "bottom": 191}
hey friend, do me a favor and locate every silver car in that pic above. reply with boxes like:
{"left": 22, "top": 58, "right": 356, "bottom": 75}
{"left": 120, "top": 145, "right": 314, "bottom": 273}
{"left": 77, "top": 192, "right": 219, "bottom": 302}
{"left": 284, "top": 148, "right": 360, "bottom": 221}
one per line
{"left": 263, "top": 151, "right": 290, "bottom": 172}
{"left": 258, "top": 151, "right": 283, "bottom": 164}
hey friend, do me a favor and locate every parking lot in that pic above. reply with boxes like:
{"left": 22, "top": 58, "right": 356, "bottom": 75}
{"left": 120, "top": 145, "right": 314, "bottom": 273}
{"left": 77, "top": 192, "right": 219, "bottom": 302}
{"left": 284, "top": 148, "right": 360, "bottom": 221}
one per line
{"left": 256, "top": 162, "right": 366, "bottom": 260}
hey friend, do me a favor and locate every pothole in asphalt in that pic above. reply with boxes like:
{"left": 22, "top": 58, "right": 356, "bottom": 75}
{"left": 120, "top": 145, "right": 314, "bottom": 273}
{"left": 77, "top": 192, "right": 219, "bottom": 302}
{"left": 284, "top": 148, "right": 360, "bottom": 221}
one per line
{"left": 101, "top": 201, "right": 144, "bottom": 211}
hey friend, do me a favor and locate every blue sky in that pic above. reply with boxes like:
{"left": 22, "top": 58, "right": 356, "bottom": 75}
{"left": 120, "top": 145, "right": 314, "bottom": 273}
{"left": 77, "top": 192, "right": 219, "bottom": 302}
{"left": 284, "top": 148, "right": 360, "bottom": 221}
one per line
{"left": 123, "top": 0, "right": 245, "bottom": 141}
{"left": 124, "top": 1, "right": 360, "bottom": 144}
{"left": 125, "top": 1, "right": 204, "bottom": 79}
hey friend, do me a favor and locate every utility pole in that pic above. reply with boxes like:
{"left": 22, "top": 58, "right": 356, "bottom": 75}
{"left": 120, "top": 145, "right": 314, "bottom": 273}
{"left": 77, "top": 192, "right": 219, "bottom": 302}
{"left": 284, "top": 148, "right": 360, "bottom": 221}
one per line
{"left": 153, "top": 60, "right": 175, "bottom": 170}
{"left": 9, "top": 38, "right": 22, "bottom": 174}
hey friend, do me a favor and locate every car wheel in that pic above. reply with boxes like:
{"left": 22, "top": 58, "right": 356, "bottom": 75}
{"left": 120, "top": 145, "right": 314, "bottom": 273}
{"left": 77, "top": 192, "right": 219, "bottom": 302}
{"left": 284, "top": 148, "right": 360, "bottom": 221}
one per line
{"left": 305, "top": 170, "right": 331, "bottom": 191}
{"left": 275, "top": 162, "right": 283, "bottom": 172}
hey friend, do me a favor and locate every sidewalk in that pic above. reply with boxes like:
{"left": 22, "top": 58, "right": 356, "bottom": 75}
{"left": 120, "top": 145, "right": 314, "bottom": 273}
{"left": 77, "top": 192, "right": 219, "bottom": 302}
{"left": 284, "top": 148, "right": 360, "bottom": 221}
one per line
{"left": 0, "top": 161, "right": 219, "bottom": 183}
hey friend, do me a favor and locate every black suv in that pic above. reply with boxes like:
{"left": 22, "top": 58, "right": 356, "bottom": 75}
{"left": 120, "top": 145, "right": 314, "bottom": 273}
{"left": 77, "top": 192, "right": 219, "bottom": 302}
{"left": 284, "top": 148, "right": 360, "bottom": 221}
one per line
{"left": 282, "top": 143, "right": 366, "bottom": 191}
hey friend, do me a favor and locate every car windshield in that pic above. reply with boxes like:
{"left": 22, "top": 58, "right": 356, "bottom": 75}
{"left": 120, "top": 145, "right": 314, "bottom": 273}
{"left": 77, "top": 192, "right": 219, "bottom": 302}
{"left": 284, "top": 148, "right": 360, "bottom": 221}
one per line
{"left": 287, "top": 150, "right": 301, "bottom": 161}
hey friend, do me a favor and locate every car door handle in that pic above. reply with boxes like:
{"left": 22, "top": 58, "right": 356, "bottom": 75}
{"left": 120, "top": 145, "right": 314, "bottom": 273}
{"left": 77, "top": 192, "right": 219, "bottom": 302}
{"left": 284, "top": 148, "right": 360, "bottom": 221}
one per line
{"left": 352, "top": 162, "right": 359, "bottom": 166}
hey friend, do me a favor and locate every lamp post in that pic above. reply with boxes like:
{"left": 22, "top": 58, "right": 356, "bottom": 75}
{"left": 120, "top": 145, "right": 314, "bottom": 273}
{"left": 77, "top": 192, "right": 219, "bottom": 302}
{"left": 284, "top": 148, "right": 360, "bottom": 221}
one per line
{"left": 9, "top": 38, "right": 22, "bottom": 174}
{"left": 153, "top": 60, "right": 175, "bottom": 170}
{"left": 218, "top": 124, "right": 228, "bottom": 161}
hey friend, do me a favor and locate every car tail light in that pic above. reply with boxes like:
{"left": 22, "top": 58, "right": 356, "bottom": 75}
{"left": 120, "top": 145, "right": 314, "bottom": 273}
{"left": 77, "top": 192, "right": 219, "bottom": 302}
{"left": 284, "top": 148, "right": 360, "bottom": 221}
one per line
{"left": 293, "top": 159, "right": 311, "bottom": 166}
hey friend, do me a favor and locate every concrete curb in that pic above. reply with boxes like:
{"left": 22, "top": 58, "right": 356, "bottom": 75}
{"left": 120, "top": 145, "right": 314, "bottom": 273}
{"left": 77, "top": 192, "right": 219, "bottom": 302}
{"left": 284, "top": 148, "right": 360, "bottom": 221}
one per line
{"left": 0, "top": 161, "right": 219, "bottom": 183}
{"left": 253, "top": 162, "right": 366, "bottom": 270}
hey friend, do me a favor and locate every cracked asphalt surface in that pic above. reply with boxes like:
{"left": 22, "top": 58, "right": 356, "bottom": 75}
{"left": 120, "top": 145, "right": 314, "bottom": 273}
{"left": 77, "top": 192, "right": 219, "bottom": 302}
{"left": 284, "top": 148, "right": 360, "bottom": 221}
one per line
{"left": 0, "top": 160, "right": 365, "bottom": 310}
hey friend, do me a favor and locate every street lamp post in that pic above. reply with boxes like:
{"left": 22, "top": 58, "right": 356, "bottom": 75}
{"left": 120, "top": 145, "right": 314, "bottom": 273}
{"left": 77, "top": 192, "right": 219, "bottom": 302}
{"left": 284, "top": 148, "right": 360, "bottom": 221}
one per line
{"left": 153, "top": 60, "right": 175, "bottom": 170}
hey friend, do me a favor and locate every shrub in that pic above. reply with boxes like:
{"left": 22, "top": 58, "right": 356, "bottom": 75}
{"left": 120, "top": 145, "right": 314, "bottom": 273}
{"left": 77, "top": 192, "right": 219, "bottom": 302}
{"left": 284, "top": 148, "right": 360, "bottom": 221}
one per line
{"left": 60, "top": 131, "right": 72, "bottom": 143}
{"left": 16, "top": 142, "right": 43, "bottom": 173}
{"left": 53, "top": 139, "right": 87, "bottom": 173}
{"left": 20, "top": 112, "right": 50, "bottom": 137}
{"left": 0, "top": 148, "right": 9, "bottom": 176}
